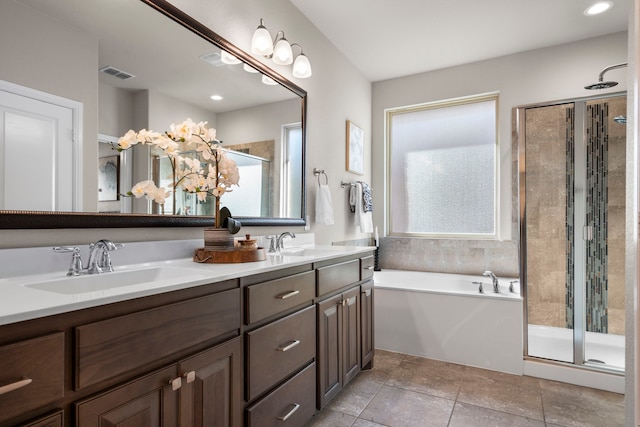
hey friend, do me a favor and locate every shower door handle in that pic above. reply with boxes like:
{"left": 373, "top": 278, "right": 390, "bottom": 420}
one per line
{"left": 583, "top": 226, "right": 593, "bottom": 241}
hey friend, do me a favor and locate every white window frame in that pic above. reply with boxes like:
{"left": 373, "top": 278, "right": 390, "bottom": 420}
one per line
{"left": 385, "top": 93, "right": 499, "bottom": 239}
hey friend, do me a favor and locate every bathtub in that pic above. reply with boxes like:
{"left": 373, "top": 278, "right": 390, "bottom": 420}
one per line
{"left": 374, "top": 270, "right": 524, "bottom": 374}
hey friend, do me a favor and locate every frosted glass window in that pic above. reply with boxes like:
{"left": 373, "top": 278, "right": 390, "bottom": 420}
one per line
{"left": 387, "top": 95, "right": 497, "bottom": 237}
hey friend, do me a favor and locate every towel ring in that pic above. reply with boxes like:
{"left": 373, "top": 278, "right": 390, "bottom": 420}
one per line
{"left": 313, "top": 168, "right": 329, "bottom": 185}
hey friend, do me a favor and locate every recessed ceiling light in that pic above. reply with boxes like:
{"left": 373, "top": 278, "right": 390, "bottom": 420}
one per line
{"left": 210, "top": 95, "right": 223, "bottom": 101}
{"left": 584, "top": 1, "right": 613, "bottom": 15}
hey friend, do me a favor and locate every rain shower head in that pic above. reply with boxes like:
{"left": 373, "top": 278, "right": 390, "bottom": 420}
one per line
{"left": 584, "top": 62, "right": 628, "bottom": 90}
{"left": 584, "top": 81, "right": 618, "bottom": 90}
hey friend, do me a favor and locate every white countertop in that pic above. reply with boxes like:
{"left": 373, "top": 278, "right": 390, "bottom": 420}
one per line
{"left": 0, "top": 244, "right": 374, "bottom": 326}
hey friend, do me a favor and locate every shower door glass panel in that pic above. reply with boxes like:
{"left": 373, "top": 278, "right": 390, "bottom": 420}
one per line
{"left": 524, "top": 96, "right": 626, "bottom": 371}
{"left": 583, "top": 97, "right": 626, "bottom": 370}
{"left": 525, "top": 103, "right": 574, "bottom": 363}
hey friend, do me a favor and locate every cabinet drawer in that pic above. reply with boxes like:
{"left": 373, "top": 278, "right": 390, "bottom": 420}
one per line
{"left": 245, "top": 271, "right": 315, "bottom": 324}
{"left": 76, "top": 288, "right": 240, "bottom": 389}
{"left": 246, "top": 362, "right": 316, "bottom": 427}
{"left": 361, "top": 255, "right": 374, "bottom": 280}
{"left": 317, "top": 259, "right": 360, "bottom": 296}
{"left": 246, "top": 305, "right": 316, "bottom": 401}
{"left": 0, "top": 333, "right": 64, "bottom": 424}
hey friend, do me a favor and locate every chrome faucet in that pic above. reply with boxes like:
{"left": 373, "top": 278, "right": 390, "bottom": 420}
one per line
{"left": 86, "top": 239, "right": 122, "bottom": 274}
{"left": 483, "top": 270, "right": 499, "bottom": 293}
{"left": 276, "top": 232, "right": 296, "bottom": 251}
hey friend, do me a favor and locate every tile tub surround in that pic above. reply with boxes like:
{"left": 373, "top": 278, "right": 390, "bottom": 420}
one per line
{"left": 306, "top": 350, "right": 625, "bottom": 427}
{"left": 378, "top": 237, "right": 519, "bottom": 277}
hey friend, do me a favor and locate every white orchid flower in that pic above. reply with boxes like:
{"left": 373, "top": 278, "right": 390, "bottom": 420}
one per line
{"left": 117, "top": 130, "right": 138, "bottom": 150}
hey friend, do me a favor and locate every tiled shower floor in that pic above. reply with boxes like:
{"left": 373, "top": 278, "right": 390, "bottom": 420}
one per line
{"left": 306, "top": 350, "right": 625, "bottom": 427}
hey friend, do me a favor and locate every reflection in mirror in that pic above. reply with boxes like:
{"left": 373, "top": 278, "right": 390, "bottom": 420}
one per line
{"left": 0, "top": 0, "right": 306, "bottom": 228}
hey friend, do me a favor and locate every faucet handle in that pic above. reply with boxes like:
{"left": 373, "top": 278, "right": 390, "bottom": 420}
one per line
{"left": 509, "top": 280, "right": 519, "bottom": 293}
{"left": 98, "top": 242, "right": 123, "bottom": 273}
{"left": 265, "top": 236, "right": 277, "bottom": 253}
{"left": 53, "top": 246, "right": 83, "bottom": 276}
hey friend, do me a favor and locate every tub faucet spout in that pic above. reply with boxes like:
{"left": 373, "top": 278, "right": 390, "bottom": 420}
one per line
{"left": 483, "top": 270, "right": 499, "bottom": 293}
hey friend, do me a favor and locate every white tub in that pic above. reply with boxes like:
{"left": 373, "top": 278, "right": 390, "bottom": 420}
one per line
{"left": 374, "top": 270, "right": 524, "bottom": 374}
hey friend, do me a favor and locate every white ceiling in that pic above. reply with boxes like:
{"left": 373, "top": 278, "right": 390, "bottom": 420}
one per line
{"left": 290, "top": 0, "right": 632, "bottom": 82}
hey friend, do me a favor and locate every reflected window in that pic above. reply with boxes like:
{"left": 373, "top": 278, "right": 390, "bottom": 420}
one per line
{"left": 282, "top": 123, "right": 302, "bottom": 218}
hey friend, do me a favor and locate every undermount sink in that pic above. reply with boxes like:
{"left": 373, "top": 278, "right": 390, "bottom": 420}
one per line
{"left": 272, "top": 248, "right": 342, "bottom": 257}
{"left": 24, "top": 267, "right": 207, "bottom": 295}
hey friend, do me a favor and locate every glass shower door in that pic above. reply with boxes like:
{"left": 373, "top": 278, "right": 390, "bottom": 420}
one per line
{"left": 523, "top": 102, "right": 575, "bottom": 364}
{"left": 522, "top": 95, "right": 626, "bottom": 372}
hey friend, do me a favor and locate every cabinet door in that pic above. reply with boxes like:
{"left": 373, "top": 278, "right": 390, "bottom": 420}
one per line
{"left": 316, "top": 294, "right": 342, "bottom": 409}
{"left": 20, "top": 410, "right": 63, "bottom": 427}
{"left": 360, "top": 281, "right": 375, "bottom": 369}
{"left": 178, "top": 337, "right": 243, "bottom": 427}
{"left": 342, "top": 286, "right": 361, "bottom": 387}
{"left": 75, "top": 365, "right": 178, "bottom": 427}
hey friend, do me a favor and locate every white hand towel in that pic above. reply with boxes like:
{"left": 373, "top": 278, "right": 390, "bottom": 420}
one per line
{"left": 315, "top": 184, "right": 335, "bottom": 225}
{"left": 351, "top": 182, "right": 373, "bottom": 233}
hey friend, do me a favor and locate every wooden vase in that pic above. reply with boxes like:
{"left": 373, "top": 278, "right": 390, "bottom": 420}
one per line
{"left": 203, "top": 227, "right": 235, "bottom": 251}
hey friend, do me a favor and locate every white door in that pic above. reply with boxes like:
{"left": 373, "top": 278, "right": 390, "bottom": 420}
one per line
{"left": 0, "top": 86, "right": 76, "bottom": 211}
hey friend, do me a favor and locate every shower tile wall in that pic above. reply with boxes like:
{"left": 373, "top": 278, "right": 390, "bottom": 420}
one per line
{"left": 598, "top": 97, "right": 626, "bottom": 335}
{"left": 526, "top": 98, "right": 625, "bottom": 335}
{"left": 525, "top": 104, "right": 570, "bottom": 329}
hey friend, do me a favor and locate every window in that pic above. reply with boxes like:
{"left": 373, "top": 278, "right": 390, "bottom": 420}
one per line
{"left": 386, "top": 93, "right": 498, "bottom": 238}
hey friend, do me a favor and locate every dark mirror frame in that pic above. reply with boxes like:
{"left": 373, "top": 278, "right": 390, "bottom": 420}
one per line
{"left": 0, "top": 0, "right": 306, "bottom": 229}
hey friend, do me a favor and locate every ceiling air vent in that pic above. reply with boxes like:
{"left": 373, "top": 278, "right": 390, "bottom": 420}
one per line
{"left": 99, "top": 66, "right": 135, "bottom": 80}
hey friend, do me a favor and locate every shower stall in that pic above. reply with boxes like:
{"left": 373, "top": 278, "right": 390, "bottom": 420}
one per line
{"left": 518, "top": 94, "right": 626, "bottom": 373}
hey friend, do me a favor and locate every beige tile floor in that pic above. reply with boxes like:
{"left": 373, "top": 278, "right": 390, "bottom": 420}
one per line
{"left": 307, "top": 350, "right": 625, "bottom": 427}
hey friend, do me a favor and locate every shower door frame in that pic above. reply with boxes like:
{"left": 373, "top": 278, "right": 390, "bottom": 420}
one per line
{"left": 516, "top": 92, "right": 626, "bottom": 372}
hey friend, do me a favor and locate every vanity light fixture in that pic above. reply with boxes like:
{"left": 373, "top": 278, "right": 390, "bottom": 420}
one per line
{"left": 291, "top": 44, "right": 313, "bottom": 78}
{"left": 251, "top": 19, "right": 273, "bottom": 56}
{"left": 584, "top": 1, "right": 613, "bottom": 15}
{"left": 250, "top": 18, "right": 312, "bottom": 78}
{"left": 243, "top": 64, "right": 259, "bottom": 73}
{"left": 220, "top": 51, "right": 241, "bottom": 65}
{"left": 261, "top": 75, "right": 278, "bottom": 85}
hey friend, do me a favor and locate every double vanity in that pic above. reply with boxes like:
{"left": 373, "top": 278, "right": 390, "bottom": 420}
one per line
{"left": 0, "top": 242, "right": 375, "bottom": 426}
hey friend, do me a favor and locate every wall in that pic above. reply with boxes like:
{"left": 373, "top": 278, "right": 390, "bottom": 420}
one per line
{"left": 373, "top": 32, "right": 629, "bottom": 276}
{"left": 0, "top": 1, "right": 98, "bottom": 214}
{"left": 218, "top": 98, "right": 302, "bottom": 217}
{"left": 0, "top": 0, "right": 372, "bottom": 249}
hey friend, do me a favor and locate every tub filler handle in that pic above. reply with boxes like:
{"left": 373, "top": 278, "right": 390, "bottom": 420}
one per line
{"left": 473, "top": 281, "right": 484, "bottom": 294}
{"left": 509, "top": 280, "right": 519, "bottom": 293}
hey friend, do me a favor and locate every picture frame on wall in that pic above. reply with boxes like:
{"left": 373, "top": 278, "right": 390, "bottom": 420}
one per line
{"left": 98, "top": 155, "right": 120, "bottom": 201}
{"left": 346, "top": 120, "right": 364, "bottom": 175}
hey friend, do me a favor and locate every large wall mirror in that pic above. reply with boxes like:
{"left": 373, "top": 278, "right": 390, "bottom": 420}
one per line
{"left": 0, "top": 0, "right": 306, "bottom": 228}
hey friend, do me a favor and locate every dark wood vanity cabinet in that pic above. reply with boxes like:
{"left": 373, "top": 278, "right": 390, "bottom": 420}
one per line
{"left": 360, "top": 280, "right": 374, "bottom": 369}
{"left": 315, "top": 256, "right": 375, "bottom": 410}
{"left": 0, "top": 250, "right": 374, "bottom": 427}
{"left": 0, "top": 279, "right": 241, "bottom": 427}
{"left": 243, "top": 267, "right": 317, "bottom": 426}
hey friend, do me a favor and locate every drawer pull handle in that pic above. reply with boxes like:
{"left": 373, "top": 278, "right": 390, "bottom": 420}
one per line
{"left": 362, "top": 289, "right": 371, "bottom": 296}
{"left": 184, "top": 371, "right": 196, "bottom": 384}
{"left": 364, "top": 266, "right": 374, "bottom": 270}
{"left": 169, "top": 377, "right": 182, "bottom": 391}
{"left": 277, "top": 340, "right": 301, "bottom": 352}
{"left": 277, "top": 403, "right": 300, "bottom": 421}
{"left": 0, "top": 378, "right": 32, "bottom": 395}
{"left": 276, "top": 290, "right": 300, "bottom": 300}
